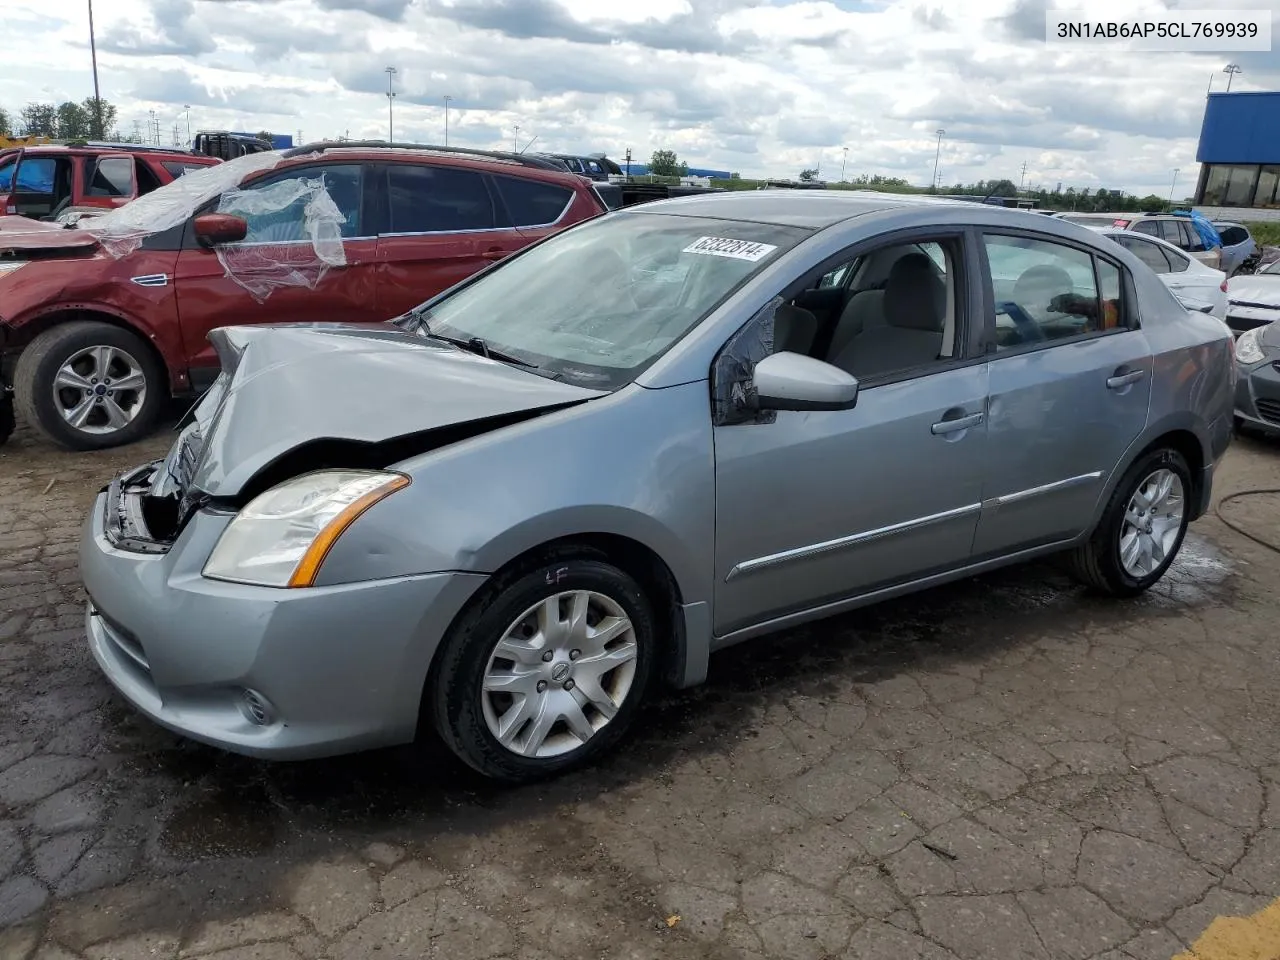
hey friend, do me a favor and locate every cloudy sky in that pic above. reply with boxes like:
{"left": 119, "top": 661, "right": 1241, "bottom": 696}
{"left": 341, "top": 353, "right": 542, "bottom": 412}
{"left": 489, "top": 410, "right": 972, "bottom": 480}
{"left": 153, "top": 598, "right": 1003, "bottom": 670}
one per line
{"left": 1, "top": 0, "right": 1277, "bottom": 196}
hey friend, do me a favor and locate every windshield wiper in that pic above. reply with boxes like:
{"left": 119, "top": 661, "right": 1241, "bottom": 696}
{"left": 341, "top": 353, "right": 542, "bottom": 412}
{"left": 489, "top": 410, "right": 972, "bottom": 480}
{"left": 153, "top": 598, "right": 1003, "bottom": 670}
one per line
{"left": 424, "top": 330, "right": 536, "bottom": 368}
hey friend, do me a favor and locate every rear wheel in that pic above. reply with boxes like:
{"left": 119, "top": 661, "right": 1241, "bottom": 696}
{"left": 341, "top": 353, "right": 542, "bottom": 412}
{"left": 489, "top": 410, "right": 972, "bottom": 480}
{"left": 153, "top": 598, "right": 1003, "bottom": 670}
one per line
{"left": 431, "top": 556, "right": 656, "bottom": 782}
{"left": 1069, "top": 447, "right": 1191, "bottom": 597}
{"left": 14, "top": 321, "right": 165, "bottom": 451}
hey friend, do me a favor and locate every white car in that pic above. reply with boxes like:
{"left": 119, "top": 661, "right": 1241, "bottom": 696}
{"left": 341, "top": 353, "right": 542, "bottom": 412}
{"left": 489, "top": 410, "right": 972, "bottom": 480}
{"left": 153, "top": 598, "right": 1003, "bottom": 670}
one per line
{"left": 1097, "top": 228, "right": 1227, "bottom": 321}
{"left": 1225, "top": 260, "right": 1280, "bottom": 336}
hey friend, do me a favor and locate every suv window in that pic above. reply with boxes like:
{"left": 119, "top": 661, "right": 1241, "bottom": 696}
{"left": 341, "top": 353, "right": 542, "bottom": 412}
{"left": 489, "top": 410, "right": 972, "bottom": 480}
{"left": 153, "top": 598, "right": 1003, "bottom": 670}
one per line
{"left": 12, "top": 157, "right": 58, "bottom": 194}
{"left": 135, "top": 159, "right": 163, "bottom": 195}
{"left": 85, "top": 157, "right": 135, "bottom": 197}
{"left": 1132, "top": 220, "right": 1159, "bottom": 237}
{"left": 223, "top": 164, "right": 363, "bottom": 242}
{"left": 163, "top": 160, "right": 211, "bottom": 178}
{"left": 984, "top": 234, "right": 1126, "bottom": 347}
{"left": 1217, "top": 225, "right": 1249, "bottom": 246}
{"left": 493, "top": 175, "right": 572, "bottom": 228}
{"left": 386, "top": 165, "right": 495, "bottom": 233}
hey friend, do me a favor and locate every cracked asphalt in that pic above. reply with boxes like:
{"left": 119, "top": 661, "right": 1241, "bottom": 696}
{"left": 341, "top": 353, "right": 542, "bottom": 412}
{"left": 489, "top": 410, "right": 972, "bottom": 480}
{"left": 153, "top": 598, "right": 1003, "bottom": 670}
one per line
{"left": 1, "top": 417, "right": 1279, "bottom": 960}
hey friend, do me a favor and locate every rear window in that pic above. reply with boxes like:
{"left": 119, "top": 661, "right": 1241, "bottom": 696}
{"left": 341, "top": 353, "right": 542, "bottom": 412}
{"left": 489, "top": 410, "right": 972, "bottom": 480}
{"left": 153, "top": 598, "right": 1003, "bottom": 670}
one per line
{"left": 387, "top": 165, "right": 496, "bottom": 233}
{"left": 493, "top": 175, "right": 572, "bottom": 227}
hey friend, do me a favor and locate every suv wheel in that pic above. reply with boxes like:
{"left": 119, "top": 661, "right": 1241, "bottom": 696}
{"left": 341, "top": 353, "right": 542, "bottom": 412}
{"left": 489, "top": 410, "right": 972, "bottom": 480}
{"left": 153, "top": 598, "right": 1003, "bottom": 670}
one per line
{"left": 1069, "top": 447, "right": 1191, "bottom": 597}
{"left": 14, "top": 321, "right": 164, "bottom": 451}
{"left": 431, "top": 556, "right": 656, "bottom": 782}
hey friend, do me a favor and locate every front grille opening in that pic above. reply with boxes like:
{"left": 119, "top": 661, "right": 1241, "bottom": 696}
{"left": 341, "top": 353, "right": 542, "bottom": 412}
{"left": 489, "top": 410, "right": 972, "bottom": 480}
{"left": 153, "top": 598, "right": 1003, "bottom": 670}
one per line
{"left": 1256, "top": 398, "right": 1280, "bottom": 424}
{"left": 140, "top": 493, "right": 180, "bottom": 542}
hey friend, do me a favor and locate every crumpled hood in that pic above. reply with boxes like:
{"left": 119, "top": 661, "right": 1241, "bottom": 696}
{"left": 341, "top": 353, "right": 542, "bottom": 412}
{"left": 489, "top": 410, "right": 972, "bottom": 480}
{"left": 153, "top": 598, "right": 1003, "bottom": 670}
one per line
{"left": 0, "top": 214, "right": 97, "bottom": 255}
{"left": 1227, "top": 274, "right": 1280, "bottom": 309}
{"left": 183, "top": 323, "right": 602, "bottom": 497}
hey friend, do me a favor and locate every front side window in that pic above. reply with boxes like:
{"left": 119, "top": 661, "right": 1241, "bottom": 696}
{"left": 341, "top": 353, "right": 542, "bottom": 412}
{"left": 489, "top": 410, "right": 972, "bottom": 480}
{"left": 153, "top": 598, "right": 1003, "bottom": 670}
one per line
{"left": 85, "top": 157, "right": 134, "bottom": 197}
{"left": 11, "top": 157, "right": 57, "bottom": 194}
{"left": 984, "top": 234, "right": 1125, "bottom": 348}
{"left": 223, "top": 164, "right": 362, "bottom": 242}
{"left": 414, "top": 212, "right": 809, "bottom": 389}
{"left": 492, "top": 175, "right": 571, "bottom": 228}
{"left": 386, "top": 165, "right": 495, "bottom": 233}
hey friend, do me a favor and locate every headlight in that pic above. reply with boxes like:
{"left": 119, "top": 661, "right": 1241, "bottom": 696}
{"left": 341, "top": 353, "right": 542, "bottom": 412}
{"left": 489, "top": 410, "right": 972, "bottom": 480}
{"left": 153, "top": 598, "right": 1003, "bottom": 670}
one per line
{"left": 203, "top": 470, "right": 410, "bottom": 587}
{"left": 1235, "top": 327, "right": 1266, "bottom": 366}
{"left": 0, "top": 262, "right": 26, "bottom": 277}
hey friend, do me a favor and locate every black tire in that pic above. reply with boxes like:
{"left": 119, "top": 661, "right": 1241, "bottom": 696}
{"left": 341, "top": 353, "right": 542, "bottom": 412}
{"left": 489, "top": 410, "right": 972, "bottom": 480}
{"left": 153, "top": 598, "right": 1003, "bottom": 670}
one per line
{"left": 1069, "top": 447, "right": 1192, "bottom": 597}
{"left": 430, "top": 554, "right": 657, "bottom": 783}
{"left": 14, "top": 321, "right": 165, "bottom": 451}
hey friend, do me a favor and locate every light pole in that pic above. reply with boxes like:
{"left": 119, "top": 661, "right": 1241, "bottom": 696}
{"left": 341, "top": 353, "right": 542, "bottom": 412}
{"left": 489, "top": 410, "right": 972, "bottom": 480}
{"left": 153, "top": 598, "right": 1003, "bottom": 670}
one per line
{"left": 1168, "top": 168, "right": 1180, "bottom": 205}
{"left": 385, "top": 66, "right": 397, "bottom": 142}
{"left": 1223, "top": 63, "right": 1242, "bottom": 92}
{"left": 443, "top": 95, "right": 452, "bottom": 146}
{"left": 88, "top": 0, "right": 102, "bottom": 138}
{"left": 840, "top": 146, "right": 848, "bottom": 182}
{"left": 512, "top": 123, "right": 520, "bottom": 153}
{"left": 931, "top": 128, "right": 945, "bottom": 191}
{"left": 183, "top": 104, "right": 191, "bottom": 148}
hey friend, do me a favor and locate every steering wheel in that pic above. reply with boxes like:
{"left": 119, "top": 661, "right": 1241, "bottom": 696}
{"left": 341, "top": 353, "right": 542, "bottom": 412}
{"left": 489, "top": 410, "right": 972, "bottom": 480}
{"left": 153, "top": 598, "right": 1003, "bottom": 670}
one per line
{"left": 995, "top": 301, "right": 1046, "bottom": 344}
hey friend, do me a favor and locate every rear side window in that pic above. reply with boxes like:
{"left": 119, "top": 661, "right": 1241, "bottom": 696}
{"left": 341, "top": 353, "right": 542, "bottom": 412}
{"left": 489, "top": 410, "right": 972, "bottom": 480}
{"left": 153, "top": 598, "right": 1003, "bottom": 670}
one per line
{"left": 1117, "top": 235, "right": 1170, "bottom": 273}
{"left": 162, "top": 160, "right": 211, "bottom": 179}
{"left": 493, "top": 176, "right": 572, "bottom": 227}
{"left": 1218, "top": 226, "right": 1249, "bottom": 245}
{"left": 387, "top": 166, "right": 495, "bottom": 233}
{"left": 1164, "top": 248, "right": 1191, "bottom": 273}
{"left": 85, "top": 157, "right": 134, "bottom": 197}
{"left": 1132, "top": 220, "right": 1159, "bottom": 237}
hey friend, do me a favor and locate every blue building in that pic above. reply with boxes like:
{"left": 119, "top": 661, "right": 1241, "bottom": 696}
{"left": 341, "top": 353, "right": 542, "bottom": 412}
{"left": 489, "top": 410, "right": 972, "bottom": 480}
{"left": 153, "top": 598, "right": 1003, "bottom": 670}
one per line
{"left": 621, "top": 162, "right": 732, "bottom": 179}
{"left": 1194, "top": 91, "right": 1280, "bottom": 208}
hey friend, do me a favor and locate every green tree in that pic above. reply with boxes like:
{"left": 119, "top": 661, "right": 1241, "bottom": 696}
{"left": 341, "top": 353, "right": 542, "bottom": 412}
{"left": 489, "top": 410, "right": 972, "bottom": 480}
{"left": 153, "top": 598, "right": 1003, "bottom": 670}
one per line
{"left": 56, "top": 101, "right": 89, "bottom": 139}
{"left": 648, "top": 149, "right": 682, "bottom": 177}
{"left": 19, "top": 102, "right": 58, "bottom": 137}
{"left": 729, "top": 171, "right": 740, "bottom": 180}
{"left": 82, "top": 97, "right": 117, "bottom": 139}
{"left": 799, "top": 168, "right": 818, "bottom": 181}
{"left": 0, "top": 107, "right": 10, "bottom": 137}
{"left": 1138, "top": 194, "right": 1167, "bottom": 213}
{"left": 256, "top": 130, "right": 274, "bottom": 143}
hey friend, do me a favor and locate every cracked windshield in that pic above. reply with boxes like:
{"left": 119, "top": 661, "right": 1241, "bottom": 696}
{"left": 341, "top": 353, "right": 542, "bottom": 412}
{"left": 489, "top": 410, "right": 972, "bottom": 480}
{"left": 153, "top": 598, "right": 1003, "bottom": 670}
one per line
{"left": 0, "top": 1, "right": 1278, "bottom": 959}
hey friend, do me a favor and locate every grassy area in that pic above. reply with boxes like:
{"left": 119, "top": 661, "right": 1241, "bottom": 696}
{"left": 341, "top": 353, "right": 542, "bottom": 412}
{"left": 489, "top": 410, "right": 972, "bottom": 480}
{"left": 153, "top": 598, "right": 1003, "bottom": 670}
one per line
{"left": 1246, "top": 221, "right": 1280, "bottom": 247}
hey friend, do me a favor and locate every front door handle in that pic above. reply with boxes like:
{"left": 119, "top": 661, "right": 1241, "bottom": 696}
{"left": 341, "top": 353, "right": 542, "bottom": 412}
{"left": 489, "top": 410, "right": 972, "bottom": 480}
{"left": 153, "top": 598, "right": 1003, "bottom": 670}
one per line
{"left": 931, "top": 412, "right": 984, "bottom": 435}
{"left": 1106, "top": 370, "right": 1145, "bottom": 390}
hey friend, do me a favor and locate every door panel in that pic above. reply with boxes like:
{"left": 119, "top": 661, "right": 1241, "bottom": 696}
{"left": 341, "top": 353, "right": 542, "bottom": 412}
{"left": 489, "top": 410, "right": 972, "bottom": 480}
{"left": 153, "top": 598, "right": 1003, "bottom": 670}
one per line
{"left": 173, "top": 162, "right": 378, "bottom": 374}
{"left": 374, "top": 164, "right": 524, "bottom": 319}
{"left": 974, "top": 234, "right": 1152, "bottom": 556}
{"left": 713, "top": 364, "right": 989, "bottom": 635}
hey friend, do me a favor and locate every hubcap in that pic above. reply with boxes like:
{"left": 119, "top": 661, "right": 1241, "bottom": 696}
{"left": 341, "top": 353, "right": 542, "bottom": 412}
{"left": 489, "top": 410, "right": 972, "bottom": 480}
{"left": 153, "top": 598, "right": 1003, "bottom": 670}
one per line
{"left": 53, "top": 345, "right": 147, "bottom": 435}
{"left": 1119, "top": 468, "right": 1184, "bottom": 578}
{"left": 481, "top": 590, "right": 638, "bottom": 759}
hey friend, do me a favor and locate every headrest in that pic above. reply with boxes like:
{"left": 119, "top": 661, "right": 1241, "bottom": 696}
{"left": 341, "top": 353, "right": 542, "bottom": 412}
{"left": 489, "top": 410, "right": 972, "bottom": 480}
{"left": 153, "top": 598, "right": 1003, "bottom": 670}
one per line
{"left": 884, "top": 252, "right": 944, "bottom": 332}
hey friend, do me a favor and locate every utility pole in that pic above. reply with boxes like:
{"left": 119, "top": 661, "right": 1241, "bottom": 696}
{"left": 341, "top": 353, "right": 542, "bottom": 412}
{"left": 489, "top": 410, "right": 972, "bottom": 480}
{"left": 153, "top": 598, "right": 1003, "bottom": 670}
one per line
{"left": 840, "top": 146, "right": 848, "bottom": 183}
{"left": 183, "top": 105, "right": 191, "bottom": 148}
{"left": 1168, "top": 168, "right": 1180, "bottom": 205}
{"left": 384, "top": 66, "right": 397, "bottom": 142}
{"left": 932, "top": 128, "right": 945, "bottom": 191}
{"left": 88, "top": 0, "right": 102, "bottom": 138}
{"left": 513, "top": 123, "right": 520, "bottom": 153}
{"left": 1019, "top": 160, "right": 1028, "bottom": 193}
{"left": 443, "top": 95, "right": 452, "bottom": 146}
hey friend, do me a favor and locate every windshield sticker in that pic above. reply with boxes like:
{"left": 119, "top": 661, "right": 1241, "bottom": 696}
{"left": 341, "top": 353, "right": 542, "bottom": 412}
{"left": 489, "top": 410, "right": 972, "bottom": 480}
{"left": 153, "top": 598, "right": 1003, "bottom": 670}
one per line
{"left": 682, "top": 236, "right": 778, "bottom": 262}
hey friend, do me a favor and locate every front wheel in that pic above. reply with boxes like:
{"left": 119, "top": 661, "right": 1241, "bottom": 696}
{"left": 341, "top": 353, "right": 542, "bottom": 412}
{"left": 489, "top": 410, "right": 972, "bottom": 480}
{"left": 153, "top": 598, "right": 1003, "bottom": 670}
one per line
{"left": 1069, "top": 448, "right": 1192, "bottom": 597}
{"left": 431, "top": 557, "right": 657, "bottom": 782}
{"left": 13, "top": 321, "right": 165, "bottom": 451}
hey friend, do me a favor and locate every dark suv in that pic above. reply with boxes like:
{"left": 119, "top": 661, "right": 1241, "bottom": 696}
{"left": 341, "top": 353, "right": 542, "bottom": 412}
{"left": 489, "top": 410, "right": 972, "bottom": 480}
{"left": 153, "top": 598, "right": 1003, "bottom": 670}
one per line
{"left": 0, "top": 142, "right": 606, "bottom": 450}
{"left": 0, "top": 143, "right": 220, "bottom": 222}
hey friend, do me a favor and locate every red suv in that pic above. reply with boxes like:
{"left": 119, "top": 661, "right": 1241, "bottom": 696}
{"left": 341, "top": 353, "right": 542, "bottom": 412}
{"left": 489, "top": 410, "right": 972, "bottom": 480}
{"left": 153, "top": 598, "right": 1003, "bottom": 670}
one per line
{"left": 0, "top": 143, "right": 220, "bottom": 222}
{"left": 0, "top": 143, "right": 607, "bottom": 450}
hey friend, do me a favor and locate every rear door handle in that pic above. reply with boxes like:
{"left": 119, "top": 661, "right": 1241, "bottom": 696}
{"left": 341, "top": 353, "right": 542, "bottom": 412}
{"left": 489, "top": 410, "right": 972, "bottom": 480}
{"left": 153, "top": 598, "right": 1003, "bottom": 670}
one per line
{"left": 1106, "top": 370, "right": 1145, "bottom": 390}
{"left": 931, "top": 412, "right": 984, "bottom": 435}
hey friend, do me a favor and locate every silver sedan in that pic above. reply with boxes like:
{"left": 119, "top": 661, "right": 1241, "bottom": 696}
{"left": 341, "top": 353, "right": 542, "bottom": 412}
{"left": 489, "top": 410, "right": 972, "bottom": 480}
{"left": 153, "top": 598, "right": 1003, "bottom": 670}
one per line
{"left": 80, "top": 192, "right": 1236, "bottom": 782}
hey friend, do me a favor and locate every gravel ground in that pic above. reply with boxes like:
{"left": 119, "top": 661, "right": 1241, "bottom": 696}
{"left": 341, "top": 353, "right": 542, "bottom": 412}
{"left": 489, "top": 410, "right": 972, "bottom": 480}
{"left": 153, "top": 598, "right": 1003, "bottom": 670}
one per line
{"left": 1, "top": 418, "right": 1279, "bottom": 960}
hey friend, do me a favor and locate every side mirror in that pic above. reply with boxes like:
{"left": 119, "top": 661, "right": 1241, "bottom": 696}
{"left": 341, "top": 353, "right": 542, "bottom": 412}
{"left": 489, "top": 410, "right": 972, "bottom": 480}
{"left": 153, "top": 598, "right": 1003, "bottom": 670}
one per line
{"left": 193, "top": 212, "right": 248, "bottom": 246}
{"left": 754, "top": 351, "right": 859, "bottom": 411}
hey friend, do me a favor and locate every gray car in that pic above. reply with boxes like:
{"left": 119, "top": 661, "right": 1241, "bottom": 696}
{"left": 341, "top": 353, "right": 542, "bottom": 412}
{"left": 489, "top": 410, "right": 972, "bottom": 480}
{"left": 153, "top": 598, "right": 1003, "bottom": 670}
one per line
{"left": 80, "top": 192, "right": 1236, "bottom": 782}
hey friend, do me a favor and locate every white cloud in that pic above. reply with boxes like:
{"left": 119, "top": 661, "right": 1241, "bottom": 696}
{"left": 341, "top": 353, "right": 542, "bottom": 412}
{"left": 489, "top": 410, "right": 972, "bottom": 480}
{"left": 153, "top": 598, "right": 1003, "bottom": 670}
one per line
{"left": 0, "top": 0, "right": 1276, "bottom": 193}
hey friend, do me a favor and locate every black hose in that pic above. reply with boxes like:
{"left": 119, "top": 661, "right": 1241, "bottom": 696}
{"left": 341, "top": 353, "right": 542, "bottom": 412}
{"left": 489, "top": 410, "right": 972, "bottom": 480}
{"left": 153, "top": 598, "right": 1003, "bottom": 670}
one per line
{"left": 1214, "top": 488, "right": 1280, "bottom": 553}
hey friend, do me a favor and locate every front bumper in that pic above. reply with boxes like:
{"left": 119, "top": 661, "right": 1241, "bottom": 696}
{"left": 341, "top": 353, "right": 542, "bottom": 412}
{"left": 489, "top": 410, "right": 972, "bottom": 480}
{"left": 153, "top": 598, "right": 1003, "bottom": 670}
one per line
{"left": 80, "top": 469, "right": 487, "bottom": 760}
{"left": 1234, "top": 360, "right": 1280, "bottom": 436}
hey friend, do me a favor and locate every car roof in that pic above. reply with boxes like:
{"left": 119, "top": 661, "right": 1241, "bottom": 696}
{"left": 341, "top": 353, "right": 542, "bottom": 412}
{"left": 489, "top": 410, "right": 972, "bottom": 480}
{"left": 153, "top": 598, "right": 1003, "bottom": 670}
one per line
{"left": 274, "top": 145, "right": 587, "bottom": 187}
{"left": 621, "top": 189, "right": 1076, "bottom": 229}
